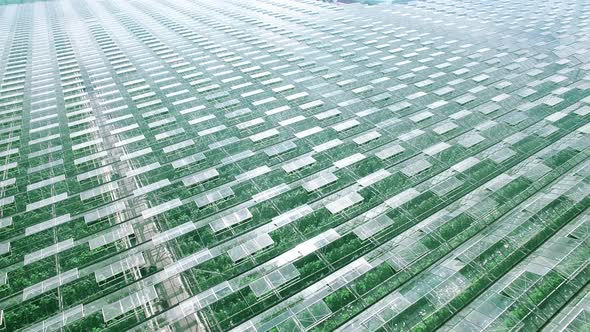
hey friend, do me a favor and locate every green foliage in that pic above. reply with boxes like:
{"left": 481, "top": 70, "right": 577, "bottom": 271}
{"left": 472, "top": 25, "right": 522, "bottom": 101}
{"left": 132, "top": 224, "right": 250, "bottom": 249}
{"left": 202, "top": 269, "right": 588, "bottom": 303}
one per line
{"left": 4, "top": 291, "right": 59, "bottom": 331}
{"left": 324, "top": 287, "right": 355, "bottom": 312}
{"left": 352, "top": 263, "right": 395, "bottom": 295}
{"left": 436, "top": 213, "right": 474, "bottom": 241}
{"left": 543, "top": 148, "right": 579, "bottom": 168}
{"left": 321, "top": 233, "right": 364, "bottom": 269}
{"left": 493, "top": 177, "right": 532, "bottom": 204}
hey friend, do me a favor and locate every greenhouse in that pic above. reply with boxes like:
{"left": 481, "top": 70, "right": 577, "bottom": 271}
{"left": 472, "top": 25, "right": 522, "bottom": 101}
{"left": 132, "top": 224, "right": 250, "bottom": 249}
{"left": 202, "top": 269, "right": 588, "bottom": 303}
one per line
{"left": 0, "top": 0, "right": 589, "bottom": 331}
